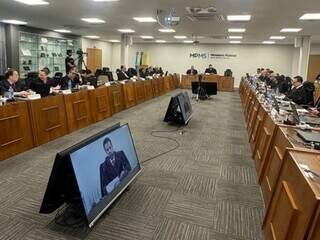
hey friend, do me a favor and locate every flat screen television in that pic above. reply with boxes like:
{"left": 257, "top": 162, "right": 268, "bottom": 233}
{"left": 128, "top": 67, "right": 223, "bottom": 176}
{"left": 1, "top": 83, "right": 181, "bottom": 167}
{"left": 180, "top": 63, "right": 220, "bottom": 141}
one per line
{"left": 164, "top": 91, "right": 192, "bottom": 125}
{"left": 40, "top": 123, "right": 141, "bottom": 227}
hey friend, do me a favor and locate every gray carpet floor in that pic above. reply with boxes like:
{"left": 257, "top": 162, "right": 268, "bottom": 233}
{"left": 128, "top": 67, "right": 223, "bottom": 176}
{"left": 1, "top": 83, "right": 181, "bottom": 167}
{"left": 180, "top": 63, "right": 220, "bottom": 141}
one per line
{"left": 0, "top": 90, "right": 264, "bottom": 240}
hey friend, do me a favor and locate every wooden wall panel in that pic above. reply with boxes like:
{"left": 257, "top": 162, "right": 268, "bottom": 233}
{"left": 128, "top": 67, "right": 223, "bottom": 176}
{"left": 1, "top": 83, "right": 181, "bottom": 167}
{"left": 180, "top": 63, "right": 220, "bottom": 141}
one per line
{"left": 28, "top": 95, "right": 68, "bottom": 146}
{"left": 144, "top": 80, "right": 154, "bottom": 100}
{"left": 134, "top": 80, "right": 146, "bottom": 104}
{"left": 0, "top": 101, "right": 34, "bottom": 160}
{"left": 88, "top": 87, "right": 112, "bottom": 122}
{"left": 108, "top": 84, "right": 124, "bottom": 113}
{"left": 220, "top": 76, "right": 234, "bottom": 91}
{"left": 152, "top": 78, "right": 160, "bottom": 97}
{"left": 122, "top": 81, "right": 137, "bottom": 109}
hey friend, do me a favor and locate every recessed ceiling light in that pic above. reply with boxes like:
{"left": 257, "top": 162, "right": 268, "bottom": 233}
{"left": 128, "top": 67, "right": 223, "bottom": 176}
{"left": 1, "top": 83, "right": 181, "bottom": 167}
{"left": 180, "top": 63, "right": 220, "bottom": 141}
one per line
{"left": 183, "top": 40, "right": 193, "bottom": 43}
{"left": 140, "top": 36, "right": 154, "bottom": 39}
{"left": 156, "top": 40, "right": 166, "bottom": 43}
{"left": 229, "top": 41, "right": 241, "bottom": 44}
{"left": 85, "top": 35, "right": 100, "bottom": 39}
{"left": 228, "top": 28, "right": 246, "bottom": 33}
{"left": 299, "top": 13, "right": 320, "bottom": 20}
{"left": 2, "top": 19, "right": 27, "bottom": 25}
{"left": 14, "top": 0, "right": 49, "bottom": 5}
{"left": 270, "top": 36, "right": 286, "bottom": 40}
{"left": 109, "top": 39, "right": 120, "bottom": 43}
{"left": 54, "top": 29, "right": 71, "bottom": 33}
{"left": 118, "top": 29, "right": 135, "bottom": 33}
{"left": 280, "top": 28, "right": 302, "bottom": 32}
{"left": 228, "top": 36, "right": 243, "bottom": 39}
{"left": 263, "top": 41, "right": 275, "bottom": 44}
{"left": 133, "top": 17, "right": 157, "bottom": 23}
{"left": 93, "top": 0, "right": 119, "bottom": 2}
{"left": 81, "top": 18, "right": 105, "bottom": 23}
{"left": 159, "top": 28, "right": 175, "bottom": 33}
{"left": 227, "top": 15, "right": 251, "bottom": 21}
{"left": 174, "top": 36, "right": 187, "bottom": 39}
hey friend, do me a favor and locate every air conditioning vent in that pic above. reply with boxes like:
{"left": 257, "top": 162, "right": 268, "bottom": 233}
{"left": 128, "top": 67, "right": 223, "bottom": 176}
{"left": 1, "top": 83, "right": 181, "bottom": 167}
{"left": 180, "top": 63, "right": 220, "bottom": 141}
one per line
{"left": 186, "top": 6, "right": 224, "bottom": 21}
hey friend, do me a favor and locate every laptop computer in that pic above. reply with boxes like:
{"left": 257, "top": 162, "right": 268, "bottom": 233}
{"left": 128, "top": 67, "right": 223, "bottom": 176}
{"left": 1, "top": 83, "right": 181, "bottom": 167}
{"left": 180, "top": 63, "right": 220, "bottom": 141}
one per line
{"left": 291, "top": 102, "right": 320, "bottom": 126}
{"left": 296, "top": 130, "right": 320, "bottom": 144}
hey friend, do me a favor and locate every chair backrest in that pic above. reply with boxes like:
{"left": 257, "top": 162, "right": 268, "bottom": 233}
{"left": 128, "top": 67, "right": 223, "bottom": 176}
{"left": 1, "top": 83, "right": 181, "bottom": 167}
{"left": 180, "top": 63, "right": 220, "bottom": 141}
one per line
{"left": 303, "top": 81, "right": 315, "bottom": 105}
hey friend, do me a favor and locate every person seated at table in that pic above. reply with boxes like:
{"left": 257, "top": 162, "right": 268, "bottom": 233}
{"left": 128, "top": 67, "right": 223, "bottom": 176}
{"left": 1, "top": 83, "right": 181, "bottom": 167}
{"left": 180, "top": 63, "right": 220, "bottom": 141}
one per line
{"left": 29, "top": 68, "right": 57, "bottom": 97}
{"left": 146, "top": 66, "right": 155, "bottom": 76}
{"left": 0, "top": 68, "right": 29, "bottom": 98}
{"left": 60, "top": 67, "right": 81, "bottom": 90}
{"left": 286, "top": 76, "right": 308, "bottom": 105}
{"left": 186, "top": 66, "right": 198, "bottom": 75}
{"left": 81, "top": 69, "right": 96, "bottom": 85}
{"left": 205, "top": 64, "right": 217, "bottom": 74}
{"left": 117, "top": 65, "right": 130, "bottom": 81}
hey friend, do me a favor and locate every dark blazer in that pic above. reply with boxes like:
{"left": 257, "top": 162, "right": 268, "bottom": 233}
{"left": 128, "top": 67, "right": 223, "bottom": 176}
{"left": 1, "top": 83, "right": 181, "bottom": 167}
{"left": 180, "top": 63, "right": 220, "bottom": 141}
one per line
{"left": 100, "top": 151, "right": 132, "bottom": 197}
{"left": 60, "top": 75, "right": 80, "bottom": 90}
{"left": 117, "top": 71, "right": 130, "bottom": 81}
{"left": 0, "top": 79, "right": 25, "bottom": 95}
{"left": 205, "top": 68, "right": 217, "bottom": 74}
{"left": 186, "top": 69, "right": 198, "bottom": 75}
{"left": 286, "top": 86, "right": 308, "bottom": 105}
{"left": 29, "top": 78, "right": 55, "bottom": 97}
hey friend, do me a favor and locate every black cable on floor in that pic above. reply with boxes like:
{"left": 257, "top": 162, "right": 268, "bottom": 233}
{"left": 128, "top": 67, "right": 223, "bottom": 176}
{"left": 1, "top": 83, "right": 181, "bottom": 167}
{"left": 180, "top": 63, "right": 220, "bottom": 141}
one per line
{"left": 140, "top": 126, "right": 184, "bottom": 165}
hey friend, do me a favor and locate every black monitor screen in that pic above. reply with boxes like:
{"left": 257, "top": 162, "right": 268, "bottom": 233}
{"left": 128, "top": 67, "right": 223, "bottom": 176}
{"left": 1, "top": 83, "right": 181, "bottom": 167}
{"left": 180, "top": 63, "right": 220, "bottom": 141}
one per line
{"left": 178, "top": 92, "right": 192, "bottom": 123}
{"left": 69, "top": 124, "right": 141, "bottom": 227}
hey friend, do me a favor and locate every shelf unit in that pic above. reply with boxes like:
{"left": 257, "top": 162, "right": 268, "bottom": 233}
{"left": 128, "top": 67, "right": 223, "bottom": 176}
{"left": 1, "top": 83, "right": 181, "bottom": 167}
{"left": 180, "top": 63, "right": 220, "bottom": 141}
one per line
{"left": 19, "top": 32, "right": 80, "bottom": 78}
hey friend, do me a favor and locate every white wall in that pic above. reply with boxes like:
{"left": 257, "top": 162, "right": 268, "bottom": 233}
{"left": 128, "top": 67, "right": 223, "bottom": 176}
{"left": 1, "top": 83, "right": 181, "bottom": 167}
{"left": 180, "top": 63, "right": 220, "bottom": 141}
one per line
{"left": 81, "top": 38, "right": 113, "bottom": 68}
{"left": 112, "top": 43, "right": 295, "bottom": 87}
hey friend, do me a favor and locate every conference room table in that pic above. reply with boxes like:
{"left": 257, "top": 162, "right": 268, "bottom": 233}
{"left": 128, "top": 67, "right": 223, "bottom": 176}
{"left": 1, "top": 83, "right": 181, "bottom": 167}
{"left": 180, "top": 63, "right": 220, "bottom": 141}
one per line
{"left": 239, "top": 78, "right": 320, "bottom": 240}
{"left": 0, "top": 74, "right": 180, "bottom": 161}
{"left": 180, "top": 74, "right": 234, "bottom": 92}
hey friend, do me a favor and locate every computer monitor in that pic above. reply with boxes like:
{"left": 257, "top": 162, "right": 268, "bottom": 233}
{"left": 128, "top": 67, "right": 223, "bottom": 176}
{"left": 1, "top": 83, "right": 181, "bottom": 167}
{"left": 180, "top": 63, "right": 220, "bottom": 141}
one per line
{"left": 164, "top": 92, "right": 193, "bottom": 125}
{"left": 40, "top": 123, "right": 141, "bottom": 228}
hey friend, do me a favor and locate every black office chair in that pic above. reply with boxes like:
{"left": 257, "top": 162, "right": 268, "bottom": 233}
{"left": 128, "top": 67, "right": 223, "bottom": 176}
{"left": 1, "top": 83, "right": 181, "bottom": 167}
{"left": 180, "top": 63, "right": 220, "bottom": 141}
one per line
{"left": 224, "top": 69, "right": 233, "bottom": 77}
{"left": 25, "top": 71, "right": 39, "bottom": 89}
{"left": 303, "top": 81, "right": 315, "bottom": 105}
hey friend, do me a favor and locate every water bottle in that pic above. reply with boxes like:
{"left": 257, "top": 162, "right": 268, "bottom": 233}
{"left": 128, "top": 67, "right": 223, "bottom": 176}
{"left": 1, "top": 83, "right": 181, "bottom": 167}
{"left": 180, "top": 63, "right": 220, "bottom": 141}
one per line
{"left": 68, "top": 79, "right": 72, "bottom": 90}
{"left": 8, "top": 86, "right": 14, "bottom": 99}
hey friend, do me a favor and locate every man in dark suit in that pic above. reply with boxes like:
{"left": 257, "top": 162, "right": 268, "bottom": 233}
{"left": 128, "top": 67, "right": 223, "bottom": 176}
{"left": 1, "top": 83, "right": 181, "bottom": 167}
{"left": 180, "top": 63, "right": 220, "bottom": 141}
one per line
{"left": 100, "top": 137, "right": 132, "bottom": 197}
{"left": 186, "top": 66, "right": 198, "bottom": 75}
{"left": 286, "top": 76, "right": 308, "bottom": 105}
{"left": 117, "top": 65, "right": 130, "bottom": 81}
{"left": 60, "top": 67, "right": 81, "bottom": 90}
{"left": 205, "top": 64, "right": 217, "bottom": 74}
{"left": 30, "top": 68, "right": 57, "bottom": 97}
{"left": 0, "top": 68, "right": 29, "bottom": 97}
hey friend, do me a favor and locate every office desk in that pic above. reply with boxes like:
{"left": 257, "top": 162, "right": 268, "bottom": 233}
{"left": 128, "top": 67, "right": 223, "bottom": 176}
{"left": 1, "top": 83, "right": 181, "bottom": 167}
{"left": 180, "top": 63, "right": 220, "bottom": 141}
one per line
{"left": 134, "top": 80, "right": 146, "bottom": 104}
{"left": 64, "top": 90, "right": 92, "bottom": 133}
{"left": 152, "top": 78, "right": 160, "bottom": 97}
{"left": 263, "top": 149, "right": 320, "bottom": 240}
{"left": 122, "top": 80, "right": 137, "bottom": 109}
{"left": 220, "top": 76, "right": 235, "bottom": 92}
{"left": 144, "top": 79, "right": 154, "bottom": 100}
{"left": 180, "top": 75, "right": 197, "bottom": 89}
{"left": 108, "top": 84, "right": 125, "bottom": 113}
{"left": 181, "top": 74, "right": 234, "bottom": 91}
{"left": 164, "top": 76, "right": 171, "bottom": 92}
{"left": 28, "top": 95, "right": 68, "bottom": 146}
{"left": 0, "top": 101, "right": 34, "bottom": 160}
{"left": 88, "top": 86, "right": 112, "bottom": 123}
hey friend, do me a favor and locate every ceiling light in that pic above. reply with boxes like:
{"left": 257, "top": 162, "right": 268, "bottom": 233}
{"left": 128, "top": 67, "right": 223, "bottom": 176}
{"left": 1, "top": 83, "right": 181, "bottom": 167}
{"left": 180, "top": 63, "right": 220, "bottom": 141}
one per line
{"left": 300, "top": 13, "right": 320, "bottom": 20}
{"left": 229, "top": 41, "right": 241, "bottom": 44}
{"left": 174, "top": 36, "right": 187, "bottom": 39}
{"left": 2, "top": 19, "right": 27, "bottom": 25}
{"left": 93, "top": 0, "right": 120, "bottom": 2}
{"left": 263, "top": 41, "right": 275, "bottom": 44}
{"left": 228, "top": 36, "right": 243, "bottom": 39}
{"left": 140, "top": 36, "right": 154, "bottom": 39}
{"left": 14, "top": 0, "right": 49, "bottom": 5}
{"left": 270, "top": 36, "right": 286, "bottom": 40}
{"left": 118, "top": 29, "right": 135, "bottom": 33}
{"left": 85, "top": 35, "right": 100, "bottom": 39}
{"left": 159, "top": 28, "right": 175, "bottom": 33}
{"left": 133, "top": 17, "right": 157, "bottom": 23}
{"left": 280, "top": 28, "right": 302, "bottom": 32}
{"left": 54, "top": 29, "right": 71, "bottom": 33}
{"left": 81, "top": 18, "right": 105, "bottom": 23}
{"left": 183, "top": 40, "right": 193, "bottom": 43}
{"left": 227, "top": 15, "right": 251, "bottom": 21}
{"left": 228, "top": 28, "right": 246, "bottom": 33}
{"left": 156, "top": 40, "right": 166, "bottom": 43}
{"left": 109, "top": 39, "right": 120, "bottom": 43}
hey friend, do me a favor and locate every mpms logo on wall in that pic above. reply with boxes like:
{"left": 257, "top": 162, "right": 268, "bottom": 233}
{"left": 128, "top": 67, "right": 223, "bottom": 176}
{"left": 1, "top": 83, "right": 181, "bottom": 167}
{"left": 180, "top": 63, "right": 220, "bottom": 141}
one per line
{"left": 189, "top": 53, "right": 237, "bottom": 59}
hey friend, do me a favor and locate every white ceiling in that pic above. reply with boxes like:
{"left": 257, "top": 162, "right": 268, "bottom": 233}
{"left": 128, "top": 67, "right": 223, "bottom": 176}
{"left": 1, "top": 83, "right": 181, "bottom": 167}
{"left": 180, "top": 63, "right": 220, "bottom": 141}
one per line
{"left": 1, "top": 0, "right": 320, "bottom": 44}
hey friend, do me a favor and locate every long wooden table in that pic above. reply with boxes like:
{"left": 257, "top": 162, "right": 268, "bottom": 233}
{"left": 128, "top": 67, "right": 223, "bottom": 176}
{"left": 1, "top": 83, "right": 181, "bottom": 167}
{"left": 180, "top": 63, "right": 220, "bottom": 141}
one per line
{"left": 0, "top": 75, "right": 178, "bottom": 161}
{"left": 239, "top": 79, "right": 320, "bottom": 240}
{"left": 180, "top": 74, "right": 234, "bottom": 91}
